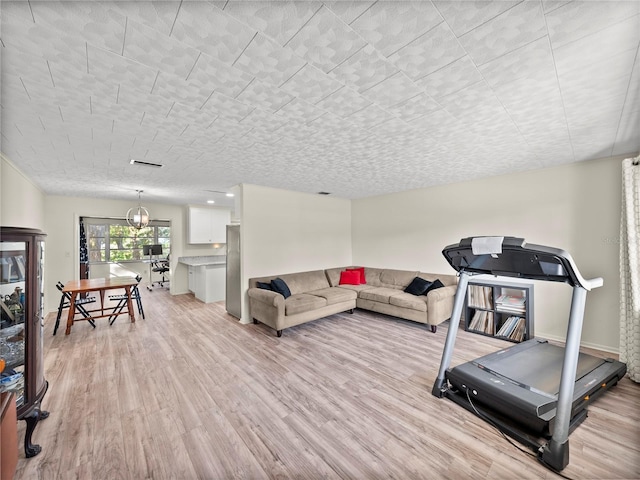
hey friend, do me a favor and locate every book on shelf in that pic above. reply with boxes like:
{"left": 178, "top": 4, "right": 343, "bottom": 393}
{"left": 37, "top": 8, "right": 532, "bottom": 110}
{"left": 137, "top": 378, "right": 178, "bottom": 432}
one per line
{"left": 496, "top": 316, "right": 526, "bottom": 342}
{"left": 468, "top": 310, "right": 494, "bottom": 335}
{"left": 468, "top": 285, "right": 493, "bottom": 309}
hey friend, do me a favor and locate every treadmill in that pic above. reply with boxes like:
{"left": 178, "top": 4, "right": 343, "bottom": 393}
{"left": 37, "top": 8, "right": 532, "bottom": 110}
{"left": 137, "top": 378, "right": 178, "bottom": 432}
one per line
{"left": 432, "top": 236, "right": 626, "bottom": 472}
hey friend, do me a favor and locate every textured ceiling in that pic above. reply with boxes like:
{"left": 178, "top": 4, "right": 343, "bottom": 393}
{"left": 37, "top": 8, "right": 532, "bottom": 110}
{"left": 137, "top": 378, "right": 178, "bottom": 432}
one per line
{"left": 1, "top": 1, "right": 639, "bottom": 208}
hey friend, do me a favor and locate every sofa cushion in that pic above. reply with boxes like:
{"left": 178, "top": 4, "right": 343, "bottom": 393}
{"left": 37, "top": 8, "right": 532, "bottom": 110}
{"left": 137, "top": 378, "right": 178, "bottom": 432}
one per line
{"left": 359, "top": 287, "right": 403, "bottom": 304}
{"left": 363, "top": 267, "right": 385, "bottom": 287}
{"left": 280, "top": 270, "right": 330, "bottom": 294}
{"left": 271, "top": 278, "right": 291, "bottom": 298}
{"left": 325, "top": 267, "right": 345, "bottom": 287}
{"left": 285, "top": 293, "right": 327, "bottom": 316}
{"left": 380, "top": 269, "right": 420, "bottom": 289}
{"left": 333, "top": 284, "right": 375, "bottom": 293}
{"left": 339, "top": 270, "right": 361, "bottom": 285}
{"left": 257, "top": 281, "right": 273, "bottom": 291}
{"left": 309, "top": 287, "right": 357, "bottom": 305}
{"left": 417, "top": 272, "right": 457, "bottom": 287}
{"left": 404, "top": 276, "right": 432, "bottom": 296}
{"left": 389, "top": 292, "right": 428, "bottom": 312}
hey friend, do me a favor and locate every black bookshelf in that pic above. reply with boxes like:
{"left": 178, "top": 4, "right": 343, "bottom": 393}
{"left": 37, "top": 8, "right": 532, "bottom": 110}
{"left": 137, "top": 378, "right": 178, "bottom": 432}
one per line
{"left": 464, "top": 277, "right": 534, "bottom": 343}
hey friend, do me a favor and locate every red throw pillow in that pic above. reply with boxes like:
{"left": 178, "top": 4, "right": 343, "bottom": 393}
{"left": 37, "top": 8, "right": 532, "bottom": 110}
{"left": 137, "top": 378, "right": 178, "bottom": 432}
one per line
{"left": 339, "top": 270, "right": 361, "bottom": 285}
{"left": 347, "top": 267, "right": 366, "bottom": 284}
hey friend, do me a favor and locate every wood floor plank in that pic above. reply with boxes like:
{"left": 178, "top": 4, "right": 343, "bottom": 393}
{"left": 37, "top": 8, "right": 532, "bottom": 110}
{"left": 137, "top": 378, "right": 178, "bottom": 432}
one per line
{"left": 12, "top": 285, "right": 640, "bottom": 479}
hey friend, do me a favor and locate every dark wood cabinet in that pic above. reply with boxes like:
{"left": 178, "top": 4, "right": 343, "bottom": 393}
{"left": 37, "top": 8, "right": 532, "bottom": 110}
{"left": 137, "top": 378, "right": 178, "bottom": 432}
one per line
{"left": 0, "top": 227, "right": 48, "bottom": 457}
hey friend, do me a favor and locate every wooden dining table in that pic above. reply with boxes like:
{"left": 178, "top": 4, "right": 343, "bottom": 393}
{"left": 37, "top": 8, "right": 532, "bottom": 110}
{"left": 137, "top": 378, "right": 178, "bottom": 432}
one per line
{"left": 62, "top": 277, "right": 138, "bottom": 335}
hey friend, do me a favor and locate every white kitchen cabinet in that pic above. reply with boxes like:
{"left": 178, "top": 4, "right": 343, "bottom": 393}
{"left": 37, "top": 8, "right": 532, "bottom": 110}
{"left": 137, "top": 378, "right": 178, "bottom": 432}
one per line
{"left": 187, "top": 207, "right": 231, "bottom": 244}
{"left": 188, "top": 264, "right": 225, "bottom": 303}
{"left": 188, "top": 265, "right": 198, "bottom": 293}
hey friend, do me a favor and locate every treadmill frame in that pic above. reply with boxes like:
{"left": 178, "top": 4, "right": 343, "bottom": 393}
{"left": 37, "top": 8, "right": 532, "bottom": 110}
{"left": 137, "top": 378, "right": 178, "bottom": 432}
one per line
{"left": 431, "top": 236, "right": 620, "bottom": 471}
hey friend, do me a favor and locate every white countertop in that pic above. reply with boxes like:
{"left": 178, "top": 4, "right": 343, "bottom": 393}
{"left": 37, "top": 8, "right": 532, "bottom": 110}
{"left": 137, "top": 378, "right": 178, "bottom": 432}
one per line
{"left": 178, "top": 255, "right": 226, "bottom": 266}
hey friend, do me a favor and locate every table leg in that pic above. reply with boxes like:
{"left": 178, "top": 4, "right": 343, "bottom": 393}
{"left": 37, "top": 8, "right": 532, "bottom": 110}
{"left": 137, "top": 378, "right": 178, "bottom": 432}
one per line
{"left": 125, "top": 286, "right": 135, "bottom": 323}
{"left": 100, "top": 290, "right": 106, "bottom": 316}
{"left": 65, "top": 291, "right": 77, "bottom": 335}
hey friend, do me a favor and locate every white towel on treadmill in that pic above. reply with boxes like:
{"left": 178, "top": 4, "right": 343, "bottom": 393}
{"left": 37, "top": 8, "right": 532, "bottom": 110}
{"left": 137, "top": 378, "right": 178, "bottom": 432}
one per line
{"left": 472, "top": 236, "right": 504, "bottom": 255}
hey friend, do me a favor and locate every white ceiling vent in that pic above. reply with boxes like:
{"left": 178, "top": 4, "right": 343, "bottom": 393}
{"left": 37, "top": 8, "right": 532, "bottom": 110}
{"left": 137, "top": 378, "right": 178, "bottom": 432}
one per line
{"left": 129, "top": 159, "right": 163, "bottom": 168}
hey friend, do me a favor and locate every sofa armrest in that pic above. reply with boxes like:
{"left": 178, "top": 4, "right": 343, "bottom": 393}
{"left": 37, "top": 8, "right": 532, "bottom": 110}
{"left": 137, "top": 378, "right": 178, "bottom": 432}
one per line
{"left": 425, "top": 284, "right": 458, "bottom": 326}
{"left": 247, "top": 287, "right": 284, "bottom": 308}
{"left": 426, "top": 284, "right": 457, "bottom": 302}
{"left": 247, "top": 287, "right": 285, "bottom": 331}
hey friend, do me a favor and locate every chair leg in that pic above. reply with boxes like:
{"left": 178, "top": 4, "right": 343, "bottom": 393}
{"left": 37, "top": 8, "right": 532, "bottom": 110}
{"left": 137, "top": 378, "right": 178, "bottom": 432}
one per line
{"left": 108, "top": 299, "right": 127, "bottom": 325}
{"left": 137, "top": 296, "right": 145, "bottom": 319}
{"left": 53, "top": 296, "right": 66, "bottom": 336}
{"left": 76, "top": 304, "right": 96, "bottom": 328}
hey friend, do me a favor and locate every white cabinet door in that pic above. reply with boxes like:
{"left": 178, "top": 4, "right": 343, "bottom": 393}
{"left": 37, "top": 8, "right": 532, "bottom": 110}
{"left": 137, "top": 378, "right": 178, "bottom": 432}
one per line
{"left": 188, "top": 266, "right": 196, "bottom": 292}
{"left": 194, "top": 266, "right": 206, "bottom": 301}
{"left": 188, "top": 207, "right": 213, "bottom": 244}
{"left": 187, "top": 207, "right": 231, "bottom": 244}
{"left": 204, "top": 265, "right": 226, "bottom": 303}
{"left": 209, "top": 209, "right": 230, "bottom": 244}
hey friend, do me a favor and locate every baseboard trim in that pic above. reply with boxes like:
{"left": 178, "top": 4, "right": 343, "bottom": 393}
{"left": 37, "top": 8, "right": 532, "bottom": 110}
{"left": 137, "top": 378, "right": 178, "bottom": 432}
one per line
{"left": 537, "top": 331, "right": 619, "bottom": 355}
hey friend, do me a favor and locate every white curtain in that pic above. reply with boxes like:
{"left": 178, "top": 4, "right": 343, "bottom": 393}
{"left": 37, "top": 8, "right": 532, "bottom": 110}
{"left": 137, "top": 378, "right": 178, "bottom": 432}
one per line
{"left": 620, "top": 155, "right": 640, "bottom": 383}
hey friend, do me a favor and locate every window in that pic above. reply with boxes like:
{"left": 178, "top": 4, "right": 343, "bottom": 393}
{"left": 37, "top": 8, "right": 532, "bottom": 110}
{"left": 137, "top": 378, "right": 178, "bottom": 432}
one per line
{"left": 84, "top": 218, "right": 170, "bottom": 263}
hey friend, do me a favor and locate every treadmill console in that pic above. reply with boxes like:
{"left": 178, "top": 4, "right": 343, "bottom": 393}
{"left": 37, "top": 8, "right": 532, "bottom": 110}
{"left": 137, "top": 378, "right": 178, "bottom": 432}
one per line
{"left": 442, "top": 236, "right": 586, "bottom": 287}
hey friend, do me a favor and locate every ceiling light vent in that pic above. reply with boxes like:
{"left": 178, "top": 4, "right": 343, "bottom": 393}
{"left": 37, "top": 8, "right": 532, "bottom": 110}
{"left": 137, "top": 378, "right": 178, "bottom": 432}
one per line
{"left": 129, "top": 159, "right": 163, "bottom": 168}
{"left": 317, "top": 191, "right": 331, "bottom": 195}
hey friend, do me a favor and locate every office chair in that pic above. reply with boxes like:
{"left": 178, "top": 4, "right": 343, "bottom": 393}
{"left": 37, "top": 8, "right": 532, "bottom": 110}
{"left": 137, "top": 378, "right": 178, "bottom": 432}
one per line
{"left": 108, "top": 275, "right": 144, "bottom": 325}
{"left": 151, "top": 254, "right": 170, "bottom": 288}
{"left": 53, "top": 282, "right": 97, "bottom": 335}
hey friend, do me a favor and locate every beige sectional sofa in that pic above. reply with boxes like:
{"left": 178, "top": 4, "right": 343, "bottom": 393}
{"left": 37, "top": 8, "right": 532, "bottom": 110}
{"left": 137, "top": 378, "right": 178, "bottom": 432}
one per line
{"left": 248, "top": 267, "right": 458, "bottom": 337}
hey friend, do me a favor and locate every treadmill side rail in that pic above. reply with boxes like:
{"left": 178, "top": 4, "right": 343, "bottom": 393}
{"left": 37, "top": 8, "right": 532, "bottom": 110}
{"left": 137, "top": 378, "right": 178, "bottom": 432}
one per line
{"left": 432, "top": 271, "right": 470, "bottom": 397}
{"left": 541, "top": 285, "right": 588, "bottom": 471}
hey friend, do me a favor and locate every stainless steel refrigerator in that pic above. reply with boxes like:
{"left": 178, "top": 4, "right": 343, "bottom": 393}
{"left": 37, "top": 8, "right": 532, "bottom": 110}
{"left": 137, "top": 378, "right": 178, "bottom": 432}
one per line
{"left": 225, "top": 224, "right": 241, "bottom": 318}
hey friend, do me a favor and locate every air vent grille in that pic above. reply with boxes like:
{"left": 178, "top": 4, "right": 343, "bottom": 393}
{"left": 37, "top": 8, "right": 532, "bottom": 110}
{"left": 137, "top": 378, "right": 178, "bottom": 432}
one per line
{"left": 130, "top": 159, "right": 163, "bottom": 168}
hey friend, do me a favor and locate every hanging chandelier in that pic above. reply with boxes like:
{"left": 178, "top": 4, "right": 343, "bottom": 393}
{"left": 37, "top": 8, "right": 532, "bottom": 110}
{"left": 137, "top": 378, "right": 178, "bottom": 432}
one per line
{"left": 126, "top": 189, "right": 150, "bottom": 229}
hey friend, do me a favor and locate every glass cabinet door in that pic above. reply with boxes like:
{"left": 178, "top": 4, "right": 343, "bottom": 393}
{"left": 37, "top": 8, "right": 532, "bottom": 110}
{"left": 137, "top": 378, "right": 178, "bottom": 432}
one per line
{"left": 0, "top": 241, "right": 27, "bottom": 408}
{"left": 35, "top": 239, "right": 45, "bottom": 394}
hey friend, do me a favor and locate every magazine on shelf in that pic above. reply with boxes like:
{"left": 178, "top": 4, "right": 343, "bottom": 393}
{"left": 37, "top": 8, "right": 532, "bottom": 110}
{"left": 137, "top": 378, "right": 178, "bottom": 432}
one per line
{"left": 495, "top": 294, "right": 526, "bottom": 314}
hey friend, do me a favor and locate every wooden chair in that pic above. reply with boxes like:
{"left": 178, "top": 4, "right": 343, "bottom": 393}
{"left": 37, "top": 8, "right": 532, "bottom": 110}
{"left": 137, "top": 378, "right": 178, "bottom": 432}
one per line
{"left": 52, "top": 282, "right": 97, "bottom": 335}
{"left": 107, "top": 275, "right": 144, "bottom": 325}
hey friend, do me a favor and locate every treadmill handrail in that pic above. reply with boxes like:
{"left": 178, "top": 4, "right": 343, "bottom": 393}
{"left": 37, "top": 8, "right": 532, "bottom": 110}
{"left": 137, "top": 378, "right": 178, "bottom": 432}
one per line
{"left": 542, "top": 245, "right": 603, "bottom": 291}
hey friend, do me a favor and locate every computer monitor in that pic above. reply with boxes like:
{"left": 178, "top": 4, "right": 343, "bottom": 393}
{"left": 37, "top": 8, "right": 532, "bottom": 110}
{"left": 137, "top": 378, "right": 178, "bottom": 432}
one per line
{"left": 142, "top": 244, "right": 163, "bottom": 256}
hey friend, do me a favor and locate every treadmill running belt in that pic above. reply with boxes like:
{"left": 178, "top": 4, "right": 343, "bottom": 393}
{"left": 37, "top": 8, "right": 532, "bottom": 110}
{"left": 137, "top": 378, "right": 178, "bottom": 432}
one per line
{"left": 476, "top": 343, "right": 605, "bottom": 395}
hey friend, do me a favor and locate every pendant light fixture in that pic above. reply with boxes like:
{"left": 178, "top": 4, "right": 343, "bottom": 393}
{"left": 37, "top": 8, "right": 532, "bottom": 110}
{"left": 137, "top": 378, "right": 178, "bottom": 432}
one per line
{"left": 126, "top": 189, "right": 150, "bottom": 229}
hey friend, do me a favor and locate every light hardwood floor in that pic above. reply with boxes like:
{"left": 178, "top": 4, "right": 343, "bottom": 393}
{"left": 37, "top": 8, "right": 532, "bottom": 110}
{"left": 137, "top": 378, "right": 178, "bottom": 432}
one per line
{"left": 14, "top": 285, "right": 640, "bottom": 480}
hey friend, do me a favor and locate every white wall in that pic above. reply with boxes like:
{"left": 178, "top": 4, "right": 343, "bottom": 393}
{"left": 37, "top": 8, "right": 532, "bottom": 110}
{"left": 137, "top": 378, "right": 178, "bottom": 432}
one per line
{"left": 352, "top": 155, "right": 629, "bottom": 353}
{"left": 239, "top": 184, "right": 352, "bottom": 323}
{"left": 1, "top": 155, "right": 46, "bottom": 230}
